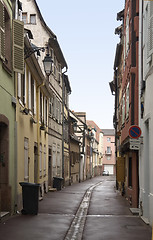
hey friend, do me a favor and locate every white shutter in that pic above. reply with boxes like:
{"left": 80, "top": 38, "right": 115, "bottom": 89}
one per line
{"left": 17, "top": 73, "right": 21, "bottom": 98}
{"left": 24, "top": 64, "right": 27, "bottom": 105}
{"left": 34, "top": 79, "right": 36, "bottom": 115}
{"left": 0, "top": 0, "right": 5, "bottom": 60}
{"left": 44, "top": 97, "right": 46, "bottom": 125}
{"left": 28, "top": 71, "right": 31, "bottom": 110}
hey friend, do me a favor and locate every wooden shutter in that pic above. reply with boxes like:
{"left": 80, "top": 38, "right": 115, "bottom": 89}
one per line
{"left": 13, "top": 19, "right": 24, "bottom": 74}
{"left": 0, "top": 0, "right": 5, "bottom": 60}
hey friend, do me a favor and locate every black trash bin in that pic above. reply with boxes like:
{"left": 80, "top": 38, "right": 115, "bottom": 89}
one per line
{"left": 19, "top": 182, "right": 40, "bottom": 215}
{"left": 53, "top": 177, "right": 63, "bottom": 191}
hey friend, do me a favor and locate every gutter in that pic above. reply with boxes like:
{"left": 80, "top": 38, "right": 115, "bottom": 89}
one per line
{"left": 62, "top": 68, "right": 68, "bottom": 181}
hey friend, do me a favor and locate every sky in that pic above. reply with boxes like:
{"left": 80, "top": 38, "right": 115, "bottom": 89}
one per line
{"left": 36, "top": 0, "right": 124, "bottom": 129}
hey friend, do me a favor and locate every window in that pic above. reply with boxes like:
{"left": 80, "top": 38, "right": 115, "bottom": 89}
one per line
{"left": 107, "top": 137, "right": 111, "bottom": 142}
{"left": 18, "top": 70, "right": 26, "bottom": 105}
{"left": 54, "top": 55, "right": 57, "bottom": 75}
{"left": 24, "top": 138, "right": 29, "bottom": 181}
{"left": 31, "top": 75, "right": 34, "bottom": 114}
{"left": 49, "top": 96, "right": 54, "bottom": 117}
{"left": 107, "top": 147, "right": 111, "bottom": 154}
{"left": 22, "top": 12, "right": 27, "bottom": 24}
{"left": 30, "top": 14, "right": 36, "bottom": 24}
{"left": 58, "top": 64, "right": 62, "bottom": 83}
{"left": 40, "top": 91, "right": 43, "bottom": 122}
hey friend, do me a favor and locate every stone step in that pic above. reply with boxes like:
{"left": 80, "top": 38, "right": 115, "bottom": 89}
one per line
{"left": 0, "top": 212, "right": 10, "bottom": 223}
{"left": 129, "top": 208, "right": 140, "bottom": 215}
{"left": 48, "top": 187, "right": 57, "bottom": 192}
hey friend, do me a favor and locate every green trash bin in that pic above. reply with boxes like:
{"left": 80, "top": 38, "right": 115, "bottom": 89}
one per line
{"left": 53, "top": 177, "right": 63, "bottom": 190}
{"left": 19, "top": 182, "right": 40, "bottom": 215}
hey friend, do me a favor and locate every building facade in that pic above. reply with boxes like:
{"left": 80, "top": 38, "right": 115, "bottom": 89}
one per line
{"left": 0, "top": 0, "right": 24, "bottom": 214}
{"left": 101, "top": 129, "right": 115, "bottom": 175}
{"left": 22, "top": 0, "right": 68, "bottom": 190}
{"left": 112, "top": 0, "right": 139, "bottom": 208}
{"left": 139, "top": 0, "right": 153, "bottom": 226}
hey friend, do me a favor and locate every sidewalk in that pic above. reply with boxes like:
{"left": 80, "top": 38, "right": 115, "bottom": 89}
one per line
{"left": 0, "top": 176, "right": 152, "bottom": 240}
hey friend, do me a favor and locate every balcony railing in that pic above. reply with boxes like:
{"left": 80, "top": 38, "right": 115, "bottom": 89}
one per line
{"left": 105, "top": 150, "right": 112, "bottom": 155}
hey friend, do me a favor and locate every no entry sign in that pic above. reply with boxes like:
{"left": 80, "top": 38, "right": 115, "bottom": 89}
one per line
{"left": 129, "top": 125, "right": 142, "bottom": 139}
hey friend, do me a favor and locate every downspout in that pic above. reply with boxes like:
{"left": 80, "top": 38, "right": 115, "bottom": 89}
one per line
{"left": 139, "top": 0, "right": 143, "bottom": 214}
{"left": 36, "top": 80, "right": 45, "bottom": 185}
{"left": 62, "top": 67, "right": 68, "bottom": 183}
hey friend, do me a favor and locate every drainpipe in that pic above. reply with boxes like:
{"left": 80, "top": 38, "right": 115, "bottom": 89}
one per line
{"left": 62, "top": 67, "right": 68, "bottom": 183}
{"left": 139, "top": 0, "right": 143, "bottom": 213}
{"left": 36, "top": 80, "right": 45, "bottom": 185}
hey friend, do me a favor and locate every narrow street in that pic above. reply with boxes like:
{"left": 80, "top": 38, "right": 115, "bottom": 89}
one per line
{"left": 0, "top": 176, "right": 152, "bottom": 240}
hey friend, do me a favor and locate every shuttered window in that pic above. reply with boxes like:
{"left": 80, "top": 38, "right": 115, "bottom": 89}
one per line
{"left": 13, "top": 19, "right": 24, "bottom": 74}
{"left": 0, "top": 0, "right": 5, "bottom": 60}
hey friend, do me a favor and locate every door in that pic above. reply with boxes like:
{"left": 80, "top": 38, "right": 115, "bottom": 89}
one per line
{"left": 0, "top": 120, "right": 9, "bottom": 211}
{"left": 104, "top": 165, "right": 114, "bottom": 175}
{"left": 48, "top": 147, "right": 52, "bottom": 187}
{"left": 34, "top": 144, "right": 38, "bottom": 183}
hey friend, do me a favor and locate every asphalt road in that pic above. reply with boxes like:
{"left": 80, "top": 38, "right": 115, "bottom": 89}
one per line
{"left": 0, "top": 176, "right": 152, "bottom": 240}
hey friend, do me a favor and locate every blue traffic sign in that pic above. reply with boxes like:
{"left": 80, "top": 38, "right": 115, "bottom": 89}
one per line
{"left": 129, "top": 125, "right": 142, "bottom": 139}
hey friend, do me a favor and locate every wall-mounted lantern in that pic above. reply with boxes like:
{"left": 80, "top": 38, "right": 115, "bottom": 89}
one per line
{"left": 43, "top": 54, "right": 53, "bottom": 76}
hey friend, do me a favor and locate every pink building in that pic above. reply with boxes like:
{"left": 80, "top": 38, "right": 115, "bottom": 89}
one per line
{"left": 102, "top": 129, "right": 116, "bottom": 175}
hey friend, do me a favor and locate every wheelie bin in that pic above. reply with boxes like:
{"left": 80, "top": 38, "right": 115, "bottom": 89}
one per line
{"left": 19, "top": 182, "right": 40, "bottom": 215}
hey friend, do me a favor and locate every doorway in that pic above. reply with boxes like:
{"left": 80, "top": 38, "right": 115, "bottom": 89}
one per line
{"left": 34, "top": 143, "right": 38, "bottom": 183}
{"left": 0, "top": 115, "right": 9, "bottom": 212}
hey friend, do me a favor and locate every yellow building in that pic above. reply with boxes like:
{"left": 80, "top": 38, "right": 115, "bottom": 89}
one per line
{"left": 16, "top": 36, "right": 50, "bottom": 210}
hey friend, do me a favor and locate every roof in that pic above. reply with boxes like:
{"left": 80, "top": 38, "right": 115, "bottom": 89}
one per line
{"left": 33, "top": 0, "right": 68, "bottom": 69}
{"left": 64, "top": 74, "right": 71, "bottom": 94}
{"left": 101, "top": 129, "right": 115, "bottom": 136}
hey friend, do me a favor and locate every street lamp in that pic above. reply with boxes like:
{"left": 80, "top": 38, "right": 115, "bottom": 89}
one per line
{"left": 43, "top": 54, "right": 53, "bottom": 76}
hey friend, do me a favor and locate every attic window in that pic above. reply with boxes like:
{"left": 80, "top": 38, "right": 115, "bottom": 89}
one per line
{"left": 22, "top": 12, "right": 27, "bottom": 24}
{"left": 30, "top": 14, "right": 36, "bottom": 24}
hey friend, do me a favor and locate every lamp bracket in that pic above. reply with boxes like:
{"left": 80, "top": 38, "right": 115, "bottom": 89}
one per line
{"left": 24, "top": 46, "right": 46, "bottom": 59}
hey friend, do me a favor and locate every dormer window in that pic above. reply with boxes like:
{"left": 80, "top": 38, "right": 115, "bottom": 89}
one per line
{"left": 30, "top": 14, "right": 36, "bottom": 24}
{"left": 22, "top": 12, "right": 27, "bottom": 24}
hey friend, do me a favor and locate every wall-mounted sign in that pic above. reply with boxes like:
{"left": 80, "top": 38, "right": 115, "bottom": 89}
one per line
{"left": 129, "top": 125, "right": 142, "bottom": 139}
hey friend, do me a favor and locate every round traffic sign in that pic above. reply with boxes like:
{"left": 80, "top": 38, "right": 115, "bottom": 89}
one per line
{"left": 129, "top": 125, "right": 141, "bottom": 139}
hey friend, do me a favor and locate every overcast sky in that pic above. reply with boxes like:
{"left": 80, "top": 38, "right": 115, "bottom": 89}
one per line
{"left": 36, "top": 0, "right": 124, "bottom": 129}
